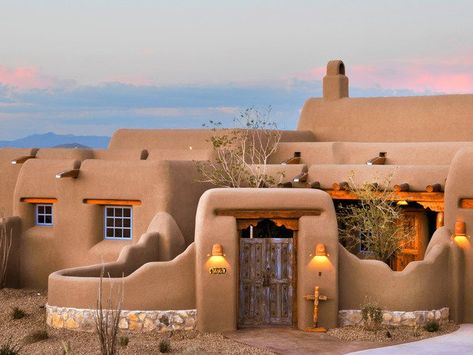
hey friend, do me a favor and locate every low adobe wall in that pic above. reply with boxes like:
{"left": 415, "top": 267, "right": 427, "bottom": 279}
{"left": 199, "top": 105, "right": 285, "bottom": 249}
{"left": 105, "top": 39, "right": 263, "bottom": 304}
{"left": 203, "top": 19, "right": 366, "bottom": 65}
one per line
{"left": 48, "top": 243, "right": 196, "bottom": 310}
{"left": 339, "top": 227, "right": 452, "bottom": 313}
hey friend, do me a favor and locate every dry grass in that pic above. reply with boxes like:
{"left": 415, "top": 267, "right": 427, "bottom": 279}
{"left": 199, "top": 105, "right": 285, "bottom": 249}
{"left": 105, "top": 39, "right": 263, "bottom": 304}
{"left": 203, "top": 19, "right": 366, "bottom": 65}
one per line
{"left": 0, "top": 289, "right": 274, "bottom": 354}
{"left": 328, "top": 323, "right": 459, "bottom": 343}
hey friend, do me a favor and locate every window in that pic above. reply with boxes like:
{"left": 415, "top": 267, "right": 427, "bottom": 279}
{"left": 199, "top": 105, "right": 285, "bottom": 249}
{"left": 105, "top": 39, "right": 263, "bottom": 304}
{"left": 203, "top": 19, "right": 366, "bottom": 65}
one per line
{"left": 36, "top": 204, "right": 53, "bottom": 226}
{"left": 104, "top": 206, "right": 132, "bottom": 240}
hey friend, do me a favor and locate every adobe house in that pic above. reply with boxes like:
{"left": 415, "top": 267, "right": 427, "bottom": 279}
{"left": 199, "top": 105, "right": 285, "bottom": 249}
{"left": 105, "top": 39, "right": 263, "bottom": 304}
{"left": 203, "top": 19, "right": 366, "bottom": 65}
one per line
{"left": 1, "top": 60, "right": 472, "bottom": 333}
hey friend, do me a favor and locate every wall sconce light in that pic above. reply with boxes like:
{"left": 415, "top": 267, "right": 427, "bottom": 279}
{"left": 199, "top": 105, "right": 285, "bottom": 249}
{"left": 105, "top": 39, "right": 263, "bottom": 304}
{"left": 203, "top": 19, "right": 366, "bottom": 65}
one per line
{"left": 453, "top": 218, "right": 470, "bottom": 243}
{"left": 396, "top": 200, "right": 408, "bottom": 206}
{"left": 208, "top": 243, "right": 225, "bottom": 257}
{"left": 315, "top": 243, "right": 328, "bottom": 257}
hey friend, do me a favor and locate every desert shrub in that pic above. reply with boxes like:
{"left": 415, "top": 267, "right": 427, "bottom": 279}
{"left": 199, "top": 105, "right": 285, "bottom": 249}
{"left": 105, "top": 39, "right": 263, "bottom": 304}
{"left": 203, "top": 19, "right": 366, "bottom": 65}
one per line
{"left": 0, "top": 337, "right": 22, "bottom": 355}
{"left": 0, "top": 217, "right": 13, "bottom": 289}
{"left": 337, "top": 175, "right": 414, "bottom": 265}
{"left": 361, "top": 302, "right": 383, "bottom": 331}
{"left": 94, "top": 267, "right": 123, "bottom": 355}
{"left": 24, "top": 329, "right": 48, "bottom": 344}
{"left": 118, "top": 336, "right": 129, "bottom": 347}
{"left": 62, "top": 341, "right": 72, "bottom": 355}
{"left": 10, "top": 307, "right": 26, "bottom": 320}
{"left": 159, "top": 337, "right": 171, "bottom": 353}
{"left": 196, "top": 107, "right": 282, "bottom": 188}
{"left": 424, "top": 320, "right": 440, "bottom": 332}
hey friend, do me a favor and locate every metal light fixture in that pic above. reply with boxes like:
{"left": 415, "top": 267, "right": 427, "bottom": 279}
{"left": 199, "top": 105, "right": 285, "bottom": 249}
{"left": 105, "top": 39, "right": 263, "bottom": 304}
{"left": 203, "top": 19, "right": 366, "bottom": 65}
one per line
{"left": 209, "top": 243, "right": 225, "bottom": 257}
{"left": 314, "top": 243, "right": 328, "bottom": 257}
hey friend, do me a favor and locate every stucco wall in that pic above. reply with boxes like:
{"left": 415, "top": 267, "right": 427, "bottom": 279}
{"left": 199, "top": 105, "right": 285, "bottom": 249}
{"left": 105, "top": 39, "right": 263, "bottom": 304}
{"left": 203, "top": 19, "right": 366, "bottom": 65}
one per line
{"left": 298, "top": 95, "right": 473, "bottom": 142}
{"left": 444, "top": 147, "right": 473, "bottom": 323}
{"left": 12, "top": 158, "right": 209, "bottom": 289}
{"left": 194, "top": 188, "right": 339, "bottom": 332}
{"left": 48, "top": 242, "right": 196, "bottom": 310}
{"left": 108, "top": 129, "right": 316, "bottom": 150}
{"left": 339, "top": 227, "right": 451, "bottom": 312}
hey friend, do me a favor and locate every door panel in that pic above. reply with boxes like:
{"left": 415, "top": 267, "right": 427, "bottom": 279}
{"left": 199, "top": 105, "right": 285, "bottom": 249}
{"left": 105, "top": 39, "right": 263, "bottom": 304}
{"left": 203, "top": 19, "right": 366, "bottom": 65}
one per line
{"left": 239, "top": 237, "right": 294, "bottom": 327}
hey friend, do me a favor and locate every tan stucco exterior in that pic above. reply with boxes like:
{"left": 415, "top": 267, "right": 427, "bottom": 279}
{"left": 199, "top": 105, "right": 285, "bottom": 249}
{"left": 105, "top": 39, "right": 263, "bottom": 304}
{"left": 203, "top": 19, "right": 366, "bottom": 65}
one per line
{"left": 0, "top": 59, "right": 472, "bottom": 331}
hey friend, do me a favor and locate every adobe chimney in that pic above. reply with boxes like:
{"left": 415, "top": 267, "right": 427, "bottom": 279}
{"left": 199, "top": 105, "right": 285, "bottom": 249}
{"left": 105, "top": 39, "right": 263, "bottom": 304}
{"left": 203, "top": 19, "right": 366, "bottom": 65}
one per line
{"left": 323, "top": 60, "right": 349, "bottom": 100}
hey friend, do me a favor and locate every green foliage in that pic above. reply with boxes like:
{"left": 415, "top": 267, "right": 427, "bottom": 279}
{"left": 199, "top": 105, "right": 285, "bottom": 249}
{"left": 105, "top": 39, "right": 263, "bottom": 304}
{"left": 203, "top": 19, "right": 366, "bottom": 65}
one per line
{"left": 424, "top": 320, "right": 440, "bottom": 332}
{"left": 0, "top": 337, "right": 22, "bottom": 355}
{"left": 10, "top": 307, "right": 26, "bottom": 320}
{"left": 337, "top": 175, "right": 414, "bottom": 264}
{"left": 159, "top": 337, "right": 171, "bottom": 353}
{"left": 24, "top": 329, "right": 48, "bottom": 344}
{"left": 361, "top": 302, "right": 383, "bottom": 331}
{"left": 196, "top": 107, "right": 282, "bottom": 188}
{"left": 118, "top": 336, "right": 129, "bottom": 347}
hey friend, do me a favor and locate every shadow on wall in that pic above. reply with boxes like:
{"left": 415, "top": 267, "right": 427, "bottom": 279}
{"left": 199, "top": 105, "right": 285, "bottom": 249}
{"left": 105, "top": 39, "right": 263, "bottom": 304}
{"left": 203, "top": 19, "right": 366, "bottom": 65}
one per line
{"left": 339, "top": 227, "right": 452, "bottom": 313}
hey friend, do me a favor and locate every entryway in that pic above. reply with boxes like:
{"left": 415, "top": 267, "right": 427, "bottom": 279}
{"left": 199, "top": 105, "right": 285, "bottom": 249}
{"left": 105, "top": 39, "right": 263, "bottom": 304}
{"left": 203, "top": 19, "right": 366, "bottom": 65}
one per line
{"left": 238, "top": 219, "right": 295, "bottom": 327}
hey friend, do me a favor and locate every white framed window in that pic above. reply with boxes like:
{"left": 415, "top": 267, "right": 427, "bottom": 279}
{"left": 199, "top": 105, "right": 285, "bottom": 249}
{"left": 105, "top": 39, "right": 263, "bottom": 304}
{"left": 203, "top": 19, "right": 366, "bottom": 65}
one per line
{"left": 104, "top": 206, "right": 132, "bottom": 240}
{"left": 36, "top": 204, "right": 53, "bottom": 226}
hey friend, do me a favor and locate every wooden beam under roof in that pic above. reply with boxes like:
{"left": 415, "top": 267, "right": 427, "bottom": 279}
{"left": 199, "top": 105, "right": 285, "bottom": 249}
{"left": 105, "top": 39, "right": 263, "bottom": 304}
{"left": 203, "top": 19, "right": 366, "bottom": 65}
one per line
{"left": 21, "top": 198, "right": 58, "bottom": 204}
{"left": 215, "top": 209, "right": 321, "bottom": 219}
{"left": 83, "top": 199, "right": 142, "bottom": 206}
{"left": 324, "top": 189, "right": 444, "bottom": 203}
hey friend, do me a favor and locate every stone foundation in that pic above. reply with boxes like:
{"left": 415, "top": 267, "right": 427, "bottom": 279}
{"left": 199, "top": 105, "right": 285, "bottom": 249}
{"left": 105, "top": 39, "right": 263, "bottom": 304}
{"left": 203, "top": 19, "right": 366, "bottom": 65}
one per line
{"left": 46, "top": 305, "right": 197, "bottom": 332}
{"left": 338, "top": 307, "right": 449, "bottom": 327}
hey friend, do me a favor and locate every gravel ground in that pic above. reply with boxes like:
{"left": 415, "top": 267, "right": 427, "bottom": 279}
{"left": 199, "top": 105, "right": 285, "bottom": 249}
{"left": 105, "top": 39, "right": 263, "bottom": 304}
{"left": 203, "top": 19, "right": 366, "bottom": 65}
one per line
{"left": 0, "top": 289, "right": 275, "bottom": 355}
{"left": 327, "top": 323, "right": 460, "bottom": 344}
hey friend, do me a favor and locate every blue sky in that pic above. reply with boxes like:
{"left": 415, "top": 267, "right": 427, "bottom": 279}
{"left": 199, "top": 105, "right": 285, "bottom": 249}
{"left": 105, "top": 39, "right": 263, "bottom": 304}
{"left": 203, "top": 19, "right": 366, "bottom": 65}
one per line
{"left": 1, "top": 1, "right": 473, "bottom": 140}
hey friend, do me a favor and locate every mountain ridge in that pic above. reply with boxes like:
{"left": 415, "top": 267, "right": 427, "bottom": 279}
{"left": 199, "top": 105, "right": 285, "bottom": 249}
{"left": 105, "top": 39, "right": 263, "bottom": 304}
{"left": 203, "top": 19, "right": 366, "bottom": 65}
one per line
{"left": 0, "top": 132, "right": 110, "bottom": 148}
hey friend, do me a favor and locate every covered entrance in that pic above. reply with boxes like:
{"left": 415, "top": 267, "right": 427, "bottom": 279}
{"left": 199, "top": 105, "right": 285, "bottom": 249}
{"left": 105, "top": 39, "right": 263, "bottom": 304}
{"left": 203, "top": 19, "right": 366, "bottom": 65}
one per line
{"left": 238, "top": 219, "right": 295, "bottom": 327}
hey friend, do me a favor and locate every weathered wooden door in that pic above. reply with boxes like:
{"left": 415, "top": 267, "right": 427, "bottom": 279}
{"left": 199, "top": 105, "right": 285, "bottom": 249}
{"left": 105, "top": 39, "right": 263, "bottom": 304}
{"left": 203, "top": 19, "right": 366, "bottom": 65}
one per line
{"left": 239, "top": 237, "right": 294, "bottom": 327}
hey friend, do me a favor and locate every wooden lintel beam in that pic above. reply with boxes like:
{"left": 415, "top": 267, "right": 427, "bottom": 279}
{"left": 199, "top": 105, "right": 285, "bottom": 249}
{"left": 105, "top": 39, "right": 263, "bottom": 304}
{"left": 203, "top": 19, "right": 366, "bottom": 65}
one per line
{"left": 325, "top": 189, "right": 444, "bottom": 203}
{"left": 215, "top": 209, "right": 321, "bottom": 219}
{"left": 83, "top": 199, "right": 142, "bottom": 206}
{"left": 21, "top": 197, "right": 58, "bottom": 204}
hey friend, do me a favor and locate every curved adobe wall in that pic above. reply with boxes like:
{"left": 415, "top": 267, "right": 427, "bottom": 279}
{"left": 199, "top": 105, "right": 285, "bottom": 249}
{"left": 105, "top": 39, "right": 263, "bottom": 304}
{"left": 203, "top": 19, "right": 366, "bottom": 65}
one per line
{"left": 195, "top": 188, "right": 339, "bottom": 332}
{"left": 444, "top": 147, "right": 473, "bottom": 323}
{"left": 297, "top": 94, "right": 473, "bottom": 143}
{"left": 339, "top": 227, "right": 451, "bottom": 312}
{"left": 48, "top": 242, "right": 196, "bottom": 310}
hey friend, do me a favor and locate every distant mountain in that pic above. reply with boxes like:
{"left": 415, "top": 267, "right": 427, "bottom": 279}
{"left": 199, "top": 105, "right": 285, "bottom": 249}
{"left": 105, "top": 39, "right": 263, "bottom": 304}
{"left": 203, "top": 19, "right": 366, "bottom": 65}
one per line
{"left": 0, "top": 132, "right": 110, "bottom": 149}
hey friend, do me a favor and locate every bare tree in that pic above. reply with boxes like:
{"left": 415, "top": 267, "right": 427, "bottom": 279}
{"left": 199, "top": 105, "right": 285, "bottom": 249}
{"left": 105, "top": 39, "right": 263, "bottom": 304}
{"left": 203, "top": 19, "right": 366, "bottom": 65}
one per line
{"left": 0, "top": 217, "right": 13, "bottom": 289}
{"left": 337, "top": 175, "right": 414, "bottom": 265}
{"left": 95, "top": 267, "right": 123, "bottom": 355}
{"left": 196, "top": 107, "right": 282, "bottom": 188}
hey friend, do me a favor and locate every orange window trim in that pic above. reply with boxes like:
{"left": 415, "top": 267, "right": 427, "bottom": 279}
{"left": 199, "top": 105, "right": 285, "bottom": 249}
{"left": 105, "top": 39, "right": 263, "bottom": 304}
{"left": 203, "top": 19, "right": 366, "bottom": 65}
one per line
{"left": 21, "top": 197, "right": 58, "bottom": 204}
{"left": 83, "top": 199, "right": 142, "bottom": 206}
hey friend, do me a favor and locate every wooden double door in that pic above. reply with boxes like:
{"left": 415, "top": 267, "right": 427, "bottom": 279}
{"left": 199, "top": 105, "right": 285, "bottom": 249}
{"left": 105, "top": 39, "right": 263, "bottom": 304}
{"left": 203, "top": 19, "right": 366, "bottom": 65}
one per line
{"left": 239, "top": 237, "right": 295, "bottom": 327}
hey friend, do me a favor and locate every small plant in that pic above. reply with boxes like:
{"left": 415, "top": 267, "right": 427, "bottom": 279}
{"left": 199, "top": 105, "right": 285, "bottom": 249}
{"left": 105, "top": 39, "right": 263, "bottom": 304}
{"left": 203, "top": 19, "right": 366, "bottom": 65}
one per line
{"left": 196, "top": 107, "right": 282, "bottom": 188}
{"left": 412, "top": 324, "right": 422, "bottom": 337}
{"left": 94, "top": 266, "right": 123, "bottom": 355}
{"left": 0, "top": 217, "right": 13, "bottom": 289}
{"left": 0, "top": 337, "right": 22, "bottom": 355}
{"left": 337, "top": 174, "right": 415, "bottom": 265}
{"left": 118, "top": 336, "right": 129, "bottom": 347}
{"left": 11, "top": 307, "right": 26, "bottom": 320}
{"left": 361, "top": 302, "right": 383, "bottom": 331}
{"left": 159, "top": 337, "right": 171, "bottom": 353}
{"left": 62, "top": 341, "right": 72, "bottom": 355}
{"left": 424, "top": 320, "right": 440, "bottom": 332}
{"left": 24, "top": 329, "right": 48, "bottom": 344}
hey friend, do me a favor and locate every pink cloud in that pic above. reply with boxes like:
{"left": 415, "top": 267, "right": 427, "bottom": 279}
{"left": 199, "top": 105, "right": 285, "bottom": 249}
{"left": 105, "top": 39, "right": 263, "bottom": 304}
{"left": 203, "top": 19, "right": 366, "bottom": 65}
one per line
{"left": 295, "top": 59, "right": 473, "bottom": 94}
{"left": 0, "top": 65, "right": 55, "bottom": 89}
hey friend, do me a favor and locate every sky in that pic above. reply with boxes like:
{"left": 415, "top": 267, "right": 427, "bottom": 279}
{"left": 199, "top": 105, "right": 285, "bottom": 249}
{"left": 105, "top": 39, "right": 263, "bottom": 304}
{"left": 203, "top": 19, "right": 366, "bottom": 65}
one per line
{"left": 1, "top": 0, "right": 473, "bottom": 140}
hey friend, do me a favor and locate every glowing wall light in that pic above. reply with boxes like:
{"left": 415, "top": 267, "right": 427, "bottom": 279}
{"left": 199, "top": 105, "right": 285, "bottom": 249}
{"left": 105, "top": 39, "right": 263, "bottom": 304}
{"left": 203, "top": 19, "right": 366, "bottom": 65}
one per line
{"left": 209, "top": 243, "right": 225, "bottom": 257}
{"left": 309, "top": 243, "right": 331, "bottom": 276}
{"left": 453, "top": 218, "right": 470, "bottom": 248}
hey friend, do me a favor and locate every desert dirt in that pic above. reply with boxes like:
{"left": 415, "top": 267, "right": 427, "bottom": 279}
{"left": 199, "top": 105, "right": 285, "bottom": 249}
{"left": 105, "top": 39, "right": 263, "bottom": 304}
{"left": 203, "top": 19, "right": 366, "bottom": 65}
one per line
{"left": 0, "top": 289, "right": 274, "bottom": 355}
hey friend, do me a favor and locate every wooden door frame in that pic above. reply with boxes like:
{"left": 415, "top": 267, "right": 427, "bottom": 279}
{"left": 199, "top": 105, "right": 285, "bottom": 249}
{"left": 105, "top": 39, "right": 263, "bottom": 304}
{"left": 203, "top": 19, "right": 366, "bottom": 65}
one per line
{"left": 236, "top": 218, "right": 298, "bottom": 328}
